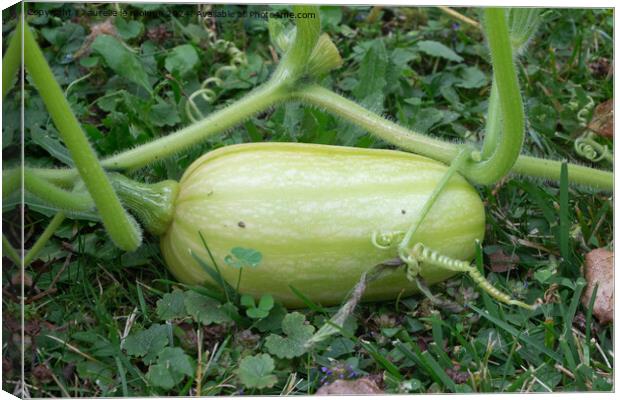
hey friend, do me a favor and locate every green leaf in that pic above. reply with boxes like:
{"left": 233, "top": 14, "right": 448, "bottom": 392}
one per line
{"left": 241, "top": 294, "right": 255, "bottom": 308}
{"left": 184, "top": 291, "right": 235, "bottom": 325}
{"left": 146, "top": 347, "right": 195, "bottom": 390}
{"left": 247, "top": 307, "right": 269, "bottom": 319}
{"left": 255, "top": 303, "right": 287, "bottom": 333}
{"left": 237, "top": 354, "right": 278, "bottom": 389}
{"left": 258, "top": 294, "right": 274, "bottom": 311}
{"left": 156, "top": 289, "right": 187, "bottom": 320}
{"left": 225, "top": 247, "right": 263, "bottom": 269}
{"left": 165, "top": 44, "right": 199, "bottom": 76}
{"left": 149, "top": 100, "right": 181, "bottom": 127}
{"left": 457, "top": 66, "right": 488, "bottom": 89}
{"left": 265, "top": 312, "right": 315, "bottom": 358}
{"left": 30, "top": 125, "right": 74, "bottom": 166}
{"left": 122, "top": 324, "right": 168, "bottom": 364}
{"left": 91, "top": 35, "right": 151, "bottom": 92}
{"left": 417, "top": 40, "right": 463, "bottom": 62}
{"left": 115, "top": 17, "right": 143, "bottom": 40}
{"left": 413, "top": 108, "right": 444, "bottom": 134}
{"left": 353, "top": 39, "right": 388, "bottom": 102}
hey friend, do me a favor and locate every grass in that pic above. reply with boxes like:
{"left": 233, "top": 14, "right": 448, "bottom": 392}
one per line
{"left": 2, "top": 4, "right": 614, "bottom": 396}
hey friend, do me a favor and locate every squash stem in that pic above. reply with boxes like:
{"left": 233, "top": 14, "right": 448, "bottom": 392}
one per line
{"left": 108, "top": 173, "right": 179, "bottom": 236}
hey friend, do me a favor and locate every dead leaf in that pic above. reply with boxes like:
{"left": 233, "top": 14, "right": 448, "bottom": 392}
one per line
{"left": 588, "top": 99, "right": 613, "bottom": 139}
{"left": 581, "top": 248, "right": 614, "bottom": 324}
{"left": 488, "top": 249, "right": 520, "bottom": 273}
{"left": 316, "top": 377, "right": 384, "bottom": 395}
{"left": 73, "top": 18, "right": 119, "bottom": 58}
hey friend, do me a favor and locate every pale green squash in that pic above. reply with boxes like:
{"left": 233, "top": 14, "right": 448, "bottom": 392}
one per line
{"left": 161, "top": 143, "right": 485, "bottom": 307}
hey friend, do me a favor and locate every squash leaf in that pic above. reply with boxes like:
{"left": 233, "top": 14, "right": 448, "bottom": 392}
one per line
{"left": 91, "top": 35, "right": 152, "bottom": 92}
{"left": 417, "top": 40, "right": 463, "bottom": 62}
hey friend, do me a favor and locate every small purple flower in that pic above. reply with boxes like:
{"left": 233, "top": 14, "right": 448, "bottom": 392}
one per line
{"left": 452, "top": 23, "right": 460, "bottom": 30}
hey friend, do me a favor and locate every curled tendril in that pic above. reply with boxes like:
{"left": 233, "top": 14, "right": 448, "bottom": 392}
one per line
{"left": 185, "top": 22, "right": 249, "bottom": 123}
{"left": 402, "top": 242, "right": 538, "bottom": 310}
{"left": 576, "top": 96, "right": 595, "bottom": 127}
{"left": 575, "top": 132, "right": 612, "bottom": 163}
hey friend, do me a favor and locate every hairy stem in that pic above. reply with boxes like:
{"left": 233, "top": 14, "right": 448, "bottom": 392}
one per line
{"left": 23, "top": 212, "right": 66, "bottom": 266}
{"left": 480, "top": 78, "right": 500, "bottom": 159}
{"left": 293, "top": 85, "right": 612, "bottom": 191}
{"left": 23, "top": 22, "right": 141, "bottom": 251}
{"left": 463, "top": 8, "right": 524, "bottom": 184}
{"left": 271, "top": 5, "right": 321, "bottom": 84}
{"left": 24, "top": 169, "right": 94, "bottom": 211}
{"left": 102, "top": 81, "right": 288, "bottom": 170}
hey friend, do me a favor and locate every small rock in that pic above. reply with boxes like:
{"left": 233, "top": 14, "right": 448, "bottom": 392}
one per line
{"left": 316, "top": 377, "right": 384, "bottom": 395}
{"left": 32, "top": 364, "right": 53, "bottom": 383}
{"left": 581, "top": 248, "right": 614, "bottom": 324}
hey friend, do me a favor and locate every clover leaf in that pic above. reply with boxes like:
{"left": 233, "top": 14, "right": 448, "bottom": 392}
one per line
{"left": 241, "top": 294, "right": 274, "bottom": 319}
{"left": 224, "top": 247, "right": 262, "bottom": 269}
{"left": 265, "top": 312, "right": 315, "bottom": 359}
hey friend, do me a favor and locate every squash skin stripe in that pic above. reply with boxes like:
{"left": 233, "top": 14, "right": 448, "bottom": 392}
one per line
{"left": 162, "top": 143, "right": 485, "bottom": 307}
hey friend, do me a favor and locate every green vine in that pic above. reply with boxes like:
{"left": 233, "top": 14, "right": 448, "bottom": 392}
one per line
{"left": 23, "top": 21, "right": 142, "bottom": 251}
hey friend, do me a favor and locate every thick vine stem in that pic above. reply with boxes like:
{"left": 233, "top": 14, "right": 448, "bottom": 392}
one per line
{"left": 480, "top": 78, "right": 500, "bottom": 160}
{"left": 461, "top": 8, "right": 525, "bottom": 184}
{"left": 23, "top": 21, "right": 141, "bottom": 251}
{"left": 291, "top": 85, "right": 613, "bottom": 191}
{"left": 102, "top": 80, "right": 288, "bottom": 170}
{"left": 270, "top": 5, "right": 321, "bottom": 85}
{"left": 23, "top": 169, "right": 94, "bottom": 211}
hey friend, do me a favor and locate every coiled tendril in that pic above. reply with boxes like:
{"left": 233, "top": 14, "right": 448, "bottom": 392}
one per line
{"left": 186, "top": 18, "right": 249, "bottom": 122}
{"left": 405, "top": 243, "right": 537, "bottom": 310}
{"left": 574, "top": 132, "right": 612, "bottom": 163}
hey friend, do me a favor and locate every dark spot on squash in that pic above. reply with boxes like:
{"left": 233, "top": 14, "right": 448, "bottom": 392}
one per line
{"left": 401, "top": 209, "right": 406, "bottom": 215}
{"left": 238, "top": 221, "right": 246, "bottom": 228}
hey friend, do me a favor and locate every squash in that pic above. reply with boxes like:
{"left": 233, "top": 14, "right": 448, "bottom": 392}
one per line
{"left": 161, "top": 143, "right": 485, "bottom": 307}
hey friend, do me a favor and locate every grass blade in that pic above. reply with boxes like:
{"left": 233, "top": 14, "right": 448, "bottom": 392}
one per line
{"left": 469, "top": 304, "right": 561, "bottom": 362}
